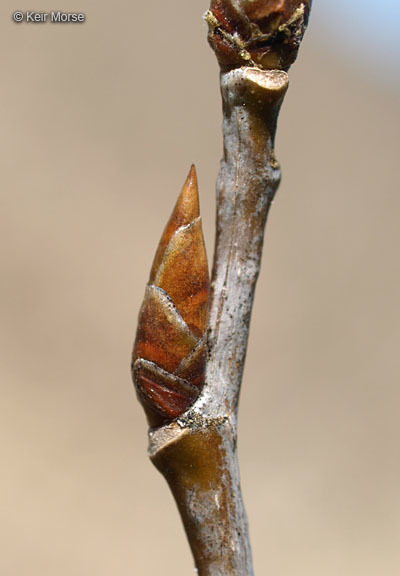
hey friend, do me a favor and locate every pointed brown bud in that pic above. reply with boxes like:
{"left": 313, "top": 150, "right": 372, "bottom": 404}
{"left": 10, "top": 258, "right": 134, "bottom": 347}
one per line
{"left": 132, "top": 166, "right": 210, "bottom": 428}
{"left": 205, "top": 0, "right": 312, "bottom": 71}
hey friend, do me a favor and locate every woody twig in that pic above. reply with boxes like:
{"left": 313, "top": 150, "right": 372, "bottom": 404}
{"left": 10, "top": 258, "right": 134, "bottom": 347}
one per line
{"left": 131, "top": 2, "right": 312, "bottom": 574}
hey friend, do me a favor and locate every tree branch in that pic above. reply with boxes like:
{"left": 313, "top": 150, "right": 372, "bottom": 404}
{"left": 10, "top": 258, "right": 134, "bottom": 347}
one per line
{"left": 132, "top": 2, "right": 312, "bottom": 574}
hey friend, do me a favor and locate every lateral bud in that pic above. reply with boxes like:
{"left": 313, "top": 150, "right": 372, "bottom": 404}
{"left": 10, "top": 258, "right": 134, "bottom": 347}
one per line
{"left": 132, "top": 166, "right": 210, "bottom": 428}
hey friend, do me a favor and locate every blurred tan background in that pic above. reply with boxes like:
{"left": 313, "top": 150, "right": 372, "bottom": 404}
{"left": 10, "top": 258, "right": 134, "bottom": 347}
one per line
{"left": 1, "top": 1, "right": 399, "bottom": 574}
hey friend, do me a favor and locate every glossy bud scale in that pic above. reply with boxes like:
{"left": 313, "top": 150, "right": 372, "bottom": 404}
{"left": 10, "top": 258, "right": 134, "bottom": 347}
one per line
{"left": 132, "top": 166, "right": 209, "bottom": 428}
{"left": 206, "top": 0, "right": 312, "bottom": 71}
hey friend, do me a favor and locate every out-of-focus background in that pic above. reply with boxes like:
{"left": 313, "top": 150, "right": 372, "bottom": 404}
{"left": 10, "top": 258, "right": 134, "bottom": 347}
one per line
{"left": 1, "top": 1, "right": 399, "bottom": 574}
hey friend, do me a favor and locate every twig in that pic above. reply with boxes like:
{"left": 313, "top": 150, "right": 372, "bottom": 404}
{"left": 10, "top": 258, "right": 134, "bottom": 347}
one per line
{"left": 132, "top": 1, "right": 312, "bottom": 574}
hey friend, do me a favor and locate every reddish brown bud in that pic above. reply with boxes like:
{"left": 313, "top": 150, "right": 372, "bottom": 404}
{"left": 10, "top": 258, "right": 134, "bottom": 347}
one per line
{"left": 205, "top": 0, "right": 312, "bottom": 71}
{"left": 132, "top": 166, "right": 209, "bottom": 428}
